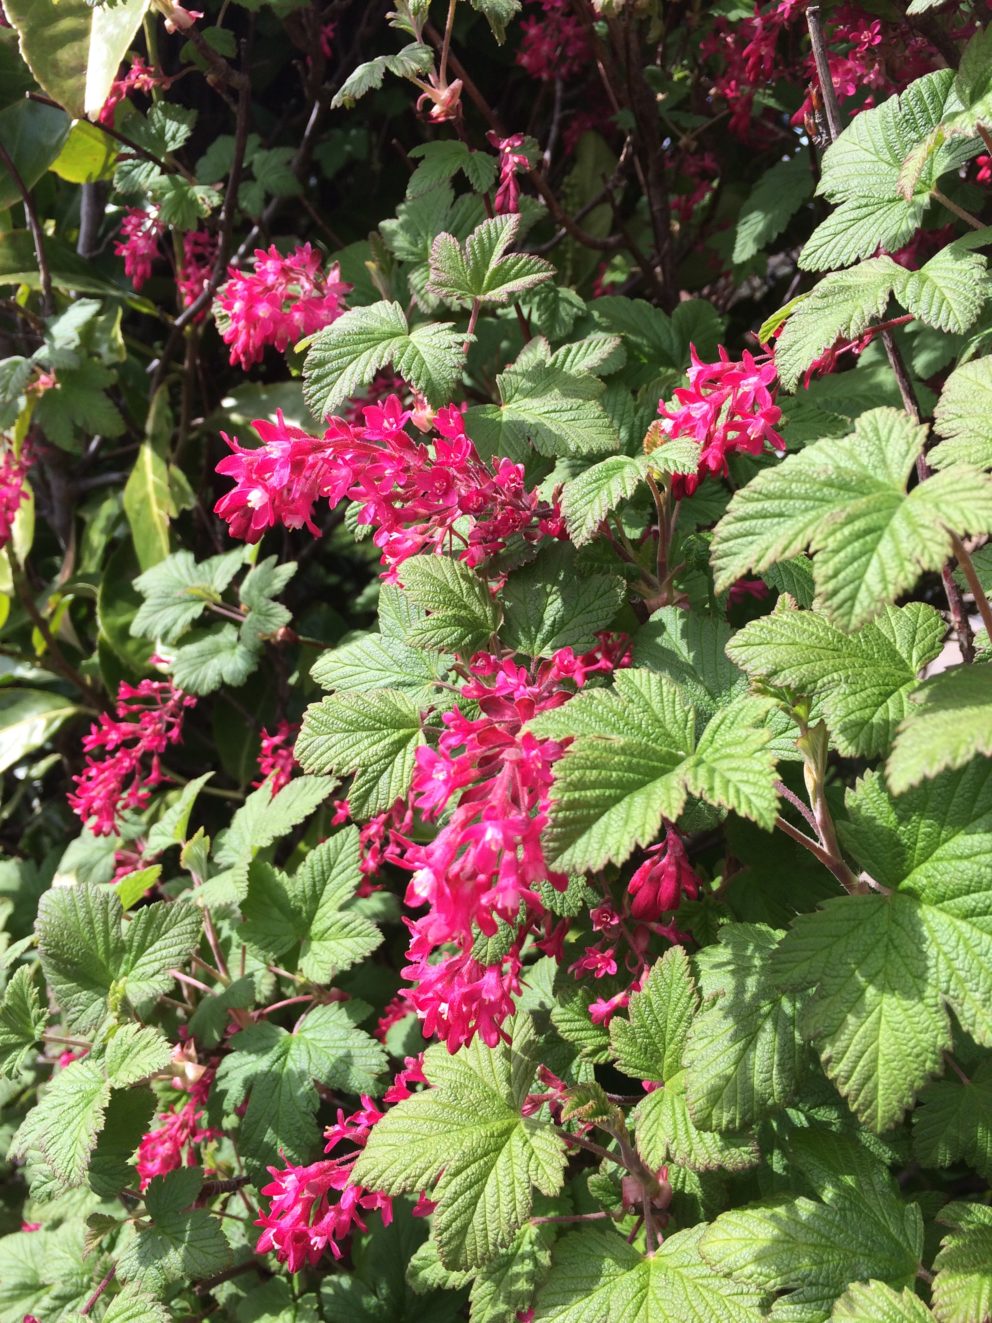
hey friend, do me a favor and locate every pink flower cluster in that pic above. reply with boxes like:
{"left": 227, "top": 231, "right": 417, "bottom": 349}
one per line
{"left": 214, "top": 395, "right": 564, "bottom": 577}
{"left": 256, "top": 1096, "right": 393, "bottom": 1272}
{"left": 0, "top": 442, "right": 32, "bottom": 552}
{"left": 656, "top": 345, "right": 783, "bottom": 498}
{"left": 177, "top": 229, "right": 218, "bottom": 316}
{"left": 254, "top": 721, "right": 299, "bottom": 792}
{"left": 487, "top": 132, "right": 530, "bottom": 215}
{"left": 136, "top": 1072, "right": 216, "bottom": 1191}
{"left": 516, "top": 0, "right": 591, "bottom": 83}
{"left": 99, "top": 55, "right": 165, "bottom": 126}
{"left": 374, "top": 638, "right": 630, "bottom": 1051}
{"left": 214, "top": 244, "right": 351, "bottom": 370}
{"left": 701, "top": 1, "right": 944, "bottom": 145}
{"left": 68, "top": 678, "right": 196, "bottom": 836}
{"left": 115, "top": 208, "right": 165, "bottom": 291}
{"left": 627, "top": 826, "right": 700, "bottom": 921}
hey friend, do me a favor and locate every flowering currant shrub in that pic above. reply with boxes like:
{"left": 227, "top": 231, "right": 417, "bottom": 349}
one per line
{"left": 3, "top": 0, "right": 992, "bottom": 1319}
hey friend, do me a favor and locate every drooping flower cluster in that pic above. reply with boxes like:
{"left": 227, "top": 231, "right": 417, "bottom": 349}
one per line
{"left": 99, "top": 55, "right": 166, "bottom": 126}
{"left": 655, "top": 345, "right": 783, "bottom": 498}
{"left": 136, "top": 1068, "right": 216, "bottom": 1191}
{"left": 375, "top": 637, "right": 630, "bottom": 1051}
{"left": 254, "top": 721, "right": 299, "bottom": 792}
{"left": 516, "top": 0, "right": 591, "bottom": 83}
{"left": 255, "top": 1096, "right": 393, "bottom": 1272}
{"left": 487, "top": 132, "right": 530, "bottom": 215}
{"left": 0, "top": 441, "right": 32, "bottom": 552}
{"left": 214, "top": 244, "right": 351, "bottom": 370}
{"left": 115, "top": 208, "right": 166, "bottom": 291}
{"left": 215, "top": 396, "right": 564, "bottom": 577}
{"left": 627, "top": 826, "right": 700, "bottom": 921}
{"left": 68, "top": 678, "right": 196, "bottom": 835}
{"left": 177, "top": 229, "right": 218, "bottom": 315}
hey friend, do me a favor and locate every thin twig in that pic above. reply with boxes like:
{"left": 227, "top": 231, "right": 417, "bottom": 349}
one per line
{"left": 149, "top": 44, "right": 253, "bottom": 392}
{"left": 774, "top": 780, "right": 819, "bottom": 833}
{"left": 775, "top": 814, "right": 863, "bottom": 894}
{"left": 950, "top": 533, "right": 992, "bottom": 640}
{"left": 932, "top": 187, "right": 984, "bottom": 230}
{"left": 26, "top": 92, "right": 196, "bottom": 183}
{"left": 0, "top": 137, "right": 53, "bottom": 313}
{"left": 9, "top": 556, "right": 104, "bottom": 708}
{"left": 81, "top": 1266, "right": 116, "bottom": 1316}
{"left": 806, "top": 7, "right": 843, "bottom": 140}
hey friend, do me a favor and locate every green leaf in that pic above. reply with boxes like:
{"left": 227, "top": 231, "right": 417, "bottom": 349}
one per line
{"left": 799, "top": 69, "right": 971, "bottom": 271}
{"left": 116, "top": 1167, "right": 230, "bottom": 1288}
{"left": 170, "top": 624, "right": 258, "bottom": 695}
{"left": 933, "top": 1202, "right": 992, "bottom": 1323}
{"left": 398, "top": 554, "right": 501, "bottom": 653}
{"left": 839, "top": 762, "right": 992, "bottom": 896}
{"left": 14, "top": 1057, "right": 111, "bottom": 1186}
{"left": 428, "top": 215, "right": 554, "bottom": 307}
{"left": 541, "top": 672, "right": 778, "bottom": 872}
{"left": 132, "top": 549, "right": 243, "bottom": 643}
{"left": 215, "top": 775, "right": 337, "bottom": 890}
{"left": 330, "top": 42, "right": 433, "bottom": 109}
{"left": 0, "top": 688, "right": 80, "bottom": 774}
{"left": 100, "top": 1285, "right": 171, "bottom": 1323}
{"left": 733, "top": 154, "right": 813, "bottom": 265}
{"left": 216, "top": 1003, "right": 386, "bottom": 1170}
{"left": 912, "top": 1058, "right": 992, "bottom": 1179}
{"left": 3, "top": 0, "right": 149, "bottom": 118}
{"left": 123, "top": 441, "right": 178, "bottom": 573}
{"left": 774, "top": 259, "right": 903, "bottom": 392}
{"left": 36, "top": 886, "right": 201, "bottom": 1032}
{"left": 634, "top": 606, "right": 743, "bottom": 717}
{"left": 467, "top": 0, "right": 521, "bottom": 42}
{"left": 0, "top": 230, "right": 142, "bottom": 302}
{"left": 296, "top": 689, "right": 422, "bottom": 817}
{"left": 311, "top": 632, "right": 449, "bottom": 705}
{"left": 240, "top": 828, "right": 382, "bottom": 981}
{"left": 711, "top": 408, "right": 992, "bottom": 630}
{"left": 466, "top": 354, "right": 620, "bottom": 459}
{"left": 353, "top": 1019, "right": 567, "bottom": 1269}
{"left": 303, "top": 301, "right": 463, "bottom": 417}
{"left": 89, "top": 1086, "right": 156, "bottom": 1197}
{"left": 533, "top": 1224, "right": 767, "bottom": 1323}
{"left": 502, "top": 546, "right": 624, "bottom": 657}
{"left": 33, "top": 357, "right": 125, "bottom": 449}
{"left": 610, "top": 947, "right": 696, "bottom": 1084}
{"left": 887, "top": 664, "right": 992, "bottom": 793}
{"left": 104, "top": 1023, "right": 172, "bottom": 1086}
{"left": 898, "top": 244, "right": 990, "bottom": 335}
{"left": 0, "top": 100, "right": 70, "bottom": 212}
{"left": 830, "top": 1281, "right": 933, "bottom": 1322}
{"left": 0, "top": 966, "right": 46, "bottom": 1077}
{"left": 0, "top": 1224, "right": 93, "bottom": 1323}
{"left": 468, "top": 1216, "right": 557, "bottom": 1323}
{"left": 561, "top": 448, "right": 698, "bottom": 546}
{"left": 684, "top": 923, "right": 811, "bottom": 1131}
{"left": 725, "top": 600, "right": 945, "bottom": 757}
{"left": 633, "top": 1071, "right": 760, "bottom": 1173}
{"left": 700, "top": 1160, "right": 923, "bottom": 1321}
{"left": 931, "top": 355, "right": 992, "bottom": 469}
{"left": 407, "top": 141, "right": 499, "bottom": 196}
{"left": 773, "top": 876, "right": 992, "bottom": 1130}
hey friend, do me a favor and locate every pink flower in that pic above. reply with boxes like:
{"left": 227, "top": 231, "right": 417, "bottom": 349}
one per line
{"left": 68, "top": 678, "right": 196, "bottom": 836}
{"left": 255, "top": 1095, "right": 391, "bottom": 1272}
{"left": 658, "top": 345, "right": 783, "bottom": 497}
{"left": 214, "top": 396, "right": 563, "bottom": 572}
{"left": 254, "top": 721, "right": 299, "bottom": 792}
{"left": 627, "top": 827, "right": 700, "bottom": 921}
{"left": 115, "top": 208, "right": 165, "bottom": 291}
{"left": 487, "top": 132, "right": 530, "bottom": 215}
{"left": 516, "top": 0, "right": 590, "bottom": 82}
{"left": 177, "top": 229, "right": 218, "bottom": 316}
{"left": 214, "top": 244, "right": 350, "bottom": 370}
{"left": 99, "top": 55, "right": 165, "bottom": 125}
{"left": 0, "top": 442, "right": 32, "bottom": 551}
{"left": 136, "top": 1095, "right": 216, "bottom": 1191}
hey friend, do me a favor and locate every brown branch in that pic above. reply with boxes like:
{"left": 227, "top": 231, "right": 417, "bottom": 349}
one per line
{"left": 0, "top": 137, "right": 53, "bottom": 313}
